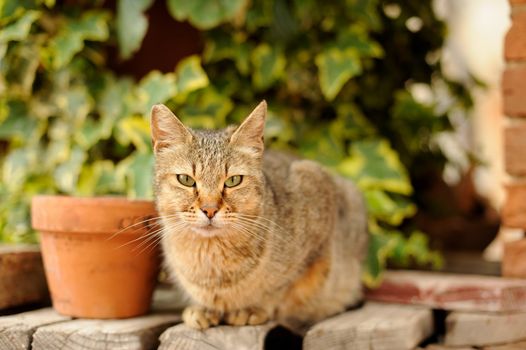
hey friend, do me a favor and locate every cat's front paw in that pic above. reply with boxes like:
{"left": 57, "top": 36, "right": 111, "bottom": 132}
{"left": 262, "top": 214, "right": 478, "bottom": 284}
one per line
{"left": 182, "top": 305, "right": 221, "bottom": 329}
{"left": 225, "top": 307, "right": 269, "bottom": 326}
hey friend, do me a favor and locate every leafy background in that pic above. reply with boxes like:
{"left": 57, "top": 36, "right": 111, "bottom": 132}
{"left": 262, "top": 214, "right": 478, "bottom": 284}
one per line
{"left": 0, "top": 0, "right": 472, "bottom": 285}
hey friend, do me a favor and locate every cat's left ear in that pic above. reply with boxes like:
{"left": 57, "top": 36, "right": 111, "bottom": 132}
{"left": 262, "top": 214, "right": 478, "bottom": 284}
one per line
{"left": 230, "top": 100, "right": 266, "bottom": 154}
{"left": 150, "top": 104, "right": 193, "bottom": 152}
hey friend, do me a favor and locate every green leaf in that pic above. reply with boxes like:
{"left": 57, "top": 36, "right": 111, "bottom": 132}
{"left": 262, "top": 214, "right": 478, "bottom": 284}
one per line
{"left": 178, "top": 87, "right": 232, "bottom": 129}
{"left": 53, "top": 147, "right": 86, "bottom": 193}
{"left": 334, "top": 103, "right": 376, "bottom": 140}
{"left": 116, "top": 0, "right": 153, "bottom": 59}
{"left": 45, "top": 138, "right": 70, "bottom": 170}
{"left": 336, "top": 27, "right": 383, "bottom": 58}
{"left": 46, "top": 10, "right": 110, "bottom": 69}
{"left": 116, "top": 115, "right": 151, "bottom": 152}
{"left": 299, "top": 127, "right": 345, "bottom": 167}
{"left": 0, "top": 102, "right": 38, "bottom": 141}
{"left": 0, "top": 10, "right": 39, "bottom": 44}
{"left": 339, "top": 139, "right": 412, "bottom": 195}
{"left": 364, "top": 190, "right": 416, "bottom": 226}
{"left": 2, "top": 147, "right": 38, "bottom": 192}
{"left": 251, "top": 44, "right": 286, "bottom": 90}
{"left": 391, "top": 90, "right": 447, "bottom": 156}
{"left": 3, "top": 41, "right": 40, "bottom": 96}
{"left": 75, "top": 118, "right": 104, "bottom": 150}
{"left": 389, "top": 230, "right": 443, "bottom": 268}
{"left": 315, "top": 47, "right": 362, "bottom": 101}
{"left": 175, "top": 55, "right": 209, "bottom": 95}
{"left": 61, "top": 86, "right": 93, "bottom": 124}
{"left": 362, "top": 224, "right": 397, "bottom": 287}
{"left": 167, "top": 0, "right": 247, "bottom": 29}
{"left": 136, "top": 71, "right": 177, "bottom": 113}
{"left": 78, "top": 160, "right": 122, "bottom": 196}
{"left": 97, "top": 75, "right": 134, "bottom": 138}
{"left": 116, "top": 152, "right": 154, "bottom": 199}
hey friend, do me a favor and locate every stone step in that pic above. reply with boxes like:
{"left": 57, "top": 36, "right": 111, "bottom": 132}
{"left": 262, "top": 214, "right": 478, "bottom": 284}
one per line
{"left": 0, "top": 245, "right": 48, "bottom": 310}
{"left": 303, "top": 302, "right": 433, "bottom": 350}
{"left": 32, "top": 312, "right": 180, "bottom": 350}
{"left": 366, "top": 270, "right": 526, "bottom": 312}
{"left": 445, "top": 311, "right": 526, "bottom": 346}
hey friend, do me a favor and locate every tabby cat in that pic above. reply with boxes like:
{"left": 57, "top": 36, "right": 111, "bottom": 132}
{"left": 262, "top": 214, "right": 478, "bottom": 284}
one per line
{"left": 150, "top": 101, "right": 368, "bottom": 330}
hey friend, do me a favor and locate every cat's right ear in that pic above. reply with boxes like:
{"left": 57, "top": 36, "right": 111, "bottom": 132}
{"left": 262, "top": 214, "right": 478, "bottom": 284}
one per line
{"left": 150, "top": 104, "right": 193, "bottom": 152}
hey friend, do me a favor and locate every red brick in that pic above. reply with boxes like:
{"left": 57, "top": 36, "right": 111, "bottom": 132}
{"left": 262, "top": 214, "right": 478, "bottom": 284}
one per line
{"left": 510, "top": 0, "right": 526, "bottom": 4}
{"left": 365, "top": 270, "right": 526, "bottom": 312}
{"left": 505, "top": 11, "right": 526, "bottom": 60}
{"left": 505, "top": 124, "right": 526, "bottom": 176}
{"left": 503, "top": 65, "right": 526, "bottom": 117}
{"left": 502, "top": 183, "right": 526, "bottom": 228}
{"left": 503, "top": 239, "right": 526, "bottom": 278}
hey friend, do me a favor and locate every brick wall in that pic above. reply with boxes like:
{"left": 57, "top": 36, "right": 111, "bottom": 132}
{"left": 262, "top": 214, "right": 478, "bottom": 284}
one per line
{"left": 502, "top": 0, "right": 526, "bottom": 276}
{"left": 502, "top": 1, "right": 526, "bottom": 231}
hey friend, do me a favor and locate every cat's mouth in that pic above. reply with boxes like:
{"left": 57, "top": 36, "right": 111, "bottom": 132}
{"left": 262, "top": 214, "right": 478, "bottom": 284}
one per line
{"left": 191, "top": 224, "right": 223, "bottom": 237}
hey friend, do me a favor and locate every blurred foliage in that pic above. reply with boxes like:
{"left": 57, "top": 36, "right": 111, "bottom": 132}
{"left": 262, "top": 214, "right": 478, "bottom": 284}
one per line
{"left": 0, "top": 0, "right": 472, "bottom": 285}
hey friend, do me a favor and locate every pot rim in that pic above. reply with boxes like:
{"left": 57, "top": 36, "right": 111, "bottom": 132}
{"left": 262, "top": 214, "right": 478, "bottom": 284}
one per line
{"left": 31, "top": 195, "right": 159, "bottom": 234}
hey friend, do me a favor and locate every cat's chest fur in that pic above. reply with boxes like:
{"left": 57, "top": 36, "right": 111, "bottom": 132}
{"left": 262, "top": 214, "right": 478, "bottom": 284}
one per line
{"left": 163, "top": 227, "right": 266, "bottom": 288}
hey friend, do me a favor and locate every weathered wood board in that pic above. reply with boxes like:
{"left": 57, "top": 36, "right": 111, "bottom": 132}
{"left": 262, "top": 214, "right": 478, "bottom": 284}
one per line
{"left": 484, "top": 340, "right": 526, "bottom": 350}
{"left": 366, "top": 270, "right": 526, "bottom": 312}
{"left": 32, "top": 313, "right": 180, "bottom": 350}
{"left": 445, "top": 311, "right": 526, "bottom": 346}
{"left": 0, "top": 308, "right": 70, "bottom": 350}
{"left": 0, "top": 245, "right": 48, "bottom": 310}
{"left": 159, "top": 322, "right": 301, "bottom": 350}
{"left": 303, "top": 302, "right": 433, "bottom": 350}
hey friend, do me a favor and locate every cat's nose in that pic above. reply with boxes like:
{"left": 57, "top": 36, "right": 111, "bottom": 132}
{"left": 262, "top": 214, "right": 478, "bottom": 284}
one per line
{"left": 200, "top": 205, "right": 219, "bottom": 219}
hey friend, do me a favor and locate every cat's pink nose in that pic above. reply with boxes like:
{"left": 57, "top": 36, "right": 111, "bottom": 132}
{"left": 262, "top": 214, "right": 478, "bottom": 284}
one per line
{"left": 200, "top": 205, "right": 219, "bottom": 219}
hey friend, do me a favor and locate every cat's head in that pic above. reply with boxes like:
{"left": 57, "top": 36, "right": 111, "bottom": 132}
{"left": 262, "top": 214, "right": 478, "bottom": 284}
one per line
{"left": 150, "top": 101, "right": 267, "bottom": 237}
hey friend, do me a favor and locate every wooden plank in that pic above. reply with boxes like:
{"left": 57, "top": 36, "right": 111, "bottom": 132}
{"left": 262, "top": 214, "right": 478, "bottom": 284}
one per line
{"left": 0, "top": 308, "right": 70, "bottom": 350}
{"left": 419, "top": 345, "right": 475, "bottom": 350}
{"left": 484, "top": 340, "right": 526, "bottom": 350}
{"left": 0, "top": 245, "right": 48, "bottom": 310}
{"left": 445, "top": 311, "right": 526, "bottom": 346}
{"left": 32, "top": 313, "right": 180, "bottom": 350}
{"left": 366, "top": 270, "right": 526, "bottom": 312}
{"left": 303, "top": 302, "right": 433, "bottom": 350}
{"left": 159, "top": 322, "right": 300, "bottom": 350}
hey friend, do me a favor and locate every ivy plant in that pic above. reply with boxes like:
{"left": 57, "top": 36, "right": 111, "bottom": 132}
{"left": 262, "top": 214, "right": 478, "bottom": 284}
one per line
{"left": 0, "top": 0, "right": 470, "bottom": 285}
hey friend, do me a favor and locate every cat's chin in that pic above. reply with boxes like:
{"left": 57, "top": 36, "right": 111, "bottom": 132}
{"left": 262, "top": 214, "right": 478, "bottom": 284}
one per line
{"left": 190, "top": 225, "right": 224, "bottom": 238}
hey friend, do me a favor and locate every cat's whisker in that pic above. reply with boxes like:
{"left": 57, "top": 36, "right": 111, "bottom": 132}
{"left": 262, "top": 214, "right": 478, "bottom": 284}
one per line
{"left": 113, "top": 214, "right": 184, "bottom": 250}
{"left": 131, "top": 226, "right": 167, "bottom": 251}
{"left": 124, "top": 217, "right": 181, "bottom": 252}
{"left": 231, "top": 217, "right": 298, "bottom": 244}
{"left": 107, "top": 213, "right": 183, "bottom": 242}
{"left": 132, "top": 221, "right": 188, "bottom": 255}
{"left": 229, "top": 223, "right": 268, "bottom": 245}
{"left": 233, "top": 213, "right": 288, "bottom": 232}
{"left": 135, "top": 233, "right": 166, "bottom": 255}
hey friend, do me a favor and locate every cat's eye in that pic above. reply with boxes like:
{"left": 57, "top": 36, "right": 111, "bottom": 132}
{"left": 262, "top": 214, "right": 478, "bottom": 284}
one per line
{"left": 224, "top": 175, "right": 243, "bottom": 188}
{"left": 177, "top": 174, "right": 196, "bottom": 187}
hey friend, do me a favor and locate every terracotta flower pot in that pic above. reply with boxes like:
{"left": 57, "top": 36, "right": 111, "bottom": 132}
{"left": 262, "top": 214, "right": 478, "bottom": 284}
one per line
{"left": 31, "top": 195, "right": 161, "bottom": 319}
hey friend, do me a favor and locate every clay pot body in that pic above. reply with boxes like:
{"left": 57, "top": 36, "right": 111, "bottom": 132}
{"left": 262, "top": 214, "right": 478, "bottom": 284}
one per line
{"left": 31, "top": 195, "right": 161, "bottom": 319}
